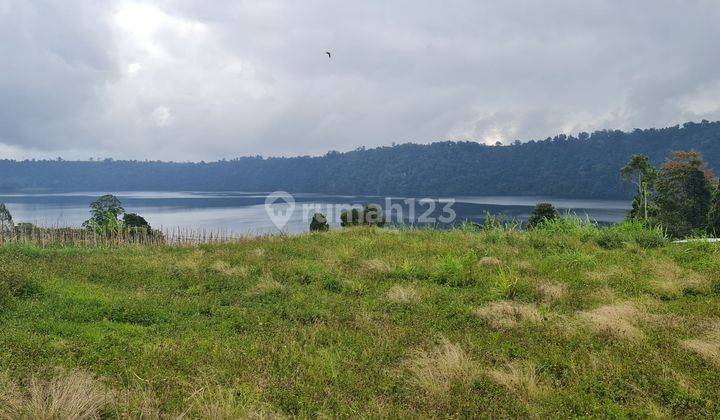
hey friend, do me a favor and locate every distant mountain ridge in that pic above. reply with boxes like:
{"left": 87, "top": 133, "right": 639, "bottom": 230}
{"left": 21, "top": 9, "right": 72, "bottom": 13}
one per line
{"left": 2, "top": 120, "right": 720, "bottom": 198}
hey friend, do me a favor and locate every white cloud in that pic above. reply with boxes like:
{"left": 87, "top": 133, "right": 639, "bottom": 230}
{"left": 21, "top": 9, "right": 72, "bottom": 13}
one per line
{"left": 126, "top": 62, "right": 142, "bottom": 74}
{"left": 150, "top": 106, "right": 174, "bottom": 127}
{"left": 1, "top": 0, "right": 720, "bottom": 160}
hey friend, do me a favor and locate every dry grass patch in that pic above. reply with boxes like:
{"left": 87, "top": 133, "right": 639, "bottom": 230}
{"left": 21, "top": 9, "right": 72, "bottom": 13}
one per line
{"left": 0, "top": 370, "right": 112, "bottom": 420}
{"left": 404, "top": 340, "right": 479, "bottom": 396}
{"left": 112, "top": 388, "right": 161, "bottom": 419}
{"left": 479, "top": 256, "right": 502, "bottom": 267}
{"left": 488, "top": 360, "right": 546, "bottom": 401}
{"left": 536, "top": 281, "right": 567, "bottom": 303}
{"left": 184, "top": 385, "right": 284, "bottom": 419}
{"left": 579, "top": 302, "right": 643, "bottom": 340}
{"left": 475, "top": 301, "right": 541, "bottom": 330}
{"left": 363, "top": 258, "right": 391, "bottom": 274}
{"left": 590, "top": 286, "right": 617, "bottom": 304}
{"left": 249, "top": 278, "right": 283, "bottom": 295}
{"left": 680, "top": 321, "right": 720, "bottom": 365}
{"left": 588, "top": 265, "right": 627, "bottom": 282}
{"left": 648, "top": 260, "right": 709, "bottom": 298}
{"left": 175, "top": 257, "right": 201, "bottom": 272}
{"left": 250, "top": 248, "right": 266, "bottom": 258}
{"left": 210, "top": 260, "right": 249, "bottom": 277}
{"left": 387, "top": 285, "right": 420, "bottom": 304}
{"left": 681, "top": 340, "right": 720, "bottom": 364}
{"left": 514, "top": 260, "right": 533, "bottom": 271}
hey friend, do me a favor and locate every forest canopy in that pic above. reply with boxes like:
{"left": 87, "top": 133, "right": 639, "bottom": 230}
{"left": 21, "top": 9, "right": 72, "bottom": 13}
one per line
{"left": 1, "top": 121, "right": 719, "bottom": 198}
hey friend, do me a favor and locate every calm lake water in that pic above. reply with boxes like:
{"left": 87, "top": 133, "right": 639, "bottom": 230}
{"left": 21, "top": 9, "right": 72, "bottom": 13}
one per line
{"left": 0, "top": 191, "right": 630, "bottom": 235}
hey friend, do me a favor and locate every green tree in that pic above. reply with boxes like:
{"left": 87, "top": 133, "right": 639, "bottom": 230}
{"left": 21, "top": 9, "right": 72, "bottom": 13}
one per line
{"left": 123, "top": 213, "right": 151, "bottom": 230}
{"left": 363, "top": 204, "right": 385, "bottom": 227}
{"left": 708, "top": 182, "right": 720, "bottom": 235}
{"left": 0, "top": 203, "right": 12, "bottom": 234}
{"left": 309, "top": 213, "right": 330, "bottom": 232}
{"left": 340, "top": 208, "right": 362, "bottom": 227}
{"left": 341, "top": 205, "right": 385, "bottom": 228}
{"left": 621, "top": 154, "right": 657, "bottom": 221}
{"left": 655, "top": 151, "right": 714, "bottom": 238}
{"left": 82, "top": 195, "right": 126, "bottom": 234}
{"left": 90, "top": 194, "right": 125, "bottom": 222}
{"left": 527, "top": 203, "right": 558, "bottom": 228}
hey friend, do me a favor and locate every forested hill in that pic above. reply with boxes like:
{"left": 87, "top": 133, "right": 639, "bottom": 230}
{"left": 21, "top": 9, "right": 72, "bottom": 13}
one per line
{"left": 2, "top": 121, "right": 720, "bottom": 198}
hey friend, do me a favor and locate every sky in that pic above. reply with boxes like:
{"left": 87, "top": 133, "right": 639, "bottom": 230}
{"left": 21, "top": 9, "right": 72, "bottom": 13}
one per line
{"left": 1, "top": 0, "right": 720, "bottom": 161}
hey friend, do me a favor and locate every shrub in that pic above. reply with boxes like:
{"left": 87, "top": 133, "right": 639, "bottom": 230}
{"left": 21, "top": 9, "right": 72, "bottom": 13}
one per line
{"left": 632, "top": 228, "right": 667, "bottom": 249}
{"left": 596, "top": 230, "right": 625, "bottom": 249}
{"left": 123, "top": 213, "right": 151, "bottom": 230}
{"left": 527, "top": 203, "right": 558, "bottom": 228}
{"left": 340, "top": 208, "right": 362, "bottom": 227}
{"left": 363, "top": 204, "right": 385, "bottom": 227}
{"left": 482, "top": 212, "right": 506, "bottom": 230}
{"left": 309, "top": 213, "right": 330, "bottom": 232}
{"left": 340, "top": 204, "right": 385, "bottom": 227}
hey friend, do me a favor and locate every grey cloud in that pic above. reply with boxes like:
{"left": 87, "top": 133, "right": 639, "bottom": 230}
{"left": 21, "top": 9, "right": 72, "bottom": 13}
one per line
{"left": 1, "top": 0, "right": 719, "bottom": 160}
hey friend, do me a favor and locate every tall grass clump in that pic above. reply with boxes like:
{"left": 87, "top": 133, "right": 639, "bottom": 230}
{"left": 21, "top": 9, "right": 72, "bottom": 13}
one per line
{"left": 0, "top": 268, "right": 37, "bottom": 307}
{"left": 595, "top": 229, "right": 625, "bottom": 250}
{"left": 594, "top": 221, "right": 668, "bottom": 250}
{"left": 531, "top": 213, "right": 599, "bottom": 240}
{"left": 433, "top": 254, "right": 476, "bottom": 287}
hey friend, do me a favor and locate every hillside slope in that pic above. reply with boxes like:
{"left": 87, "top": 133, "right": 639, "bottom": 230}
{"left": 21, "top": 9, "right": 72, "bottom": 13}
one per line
{"left": 2, "top": 121, "right": 720, "bottom": 198}
{"left": 1, "top": 226, "right": 719, "bottom": 417}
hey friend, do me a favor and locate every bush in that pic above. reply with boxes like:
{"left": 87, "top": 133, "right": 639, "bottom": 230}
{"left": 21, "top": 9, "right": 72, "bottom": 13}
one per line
{"left": 530, "top": 214, "right": 600, "bottom": 242}
{"left": 123, "top": 213, "right": 151, "bottom": 230}
{"left": 595, "top": 230, "right": 625, "bottom": 249}
{"left": 632, "top": 228, "right": 667, "bottom": 249}
{"left": 482, "top": 212, "right": 506, "bottom": 230}
{"left": 527, "top": 203, "right": 558, "bottom": 228}
{"left": 0, "top": 269, "right": 38, "bottom": 306}
{"left": 309, "top": 213, "right": 330, "bottom": 232}
{"left": 363, "top": 204, "right": 385, "bottom": 227}
{"left": 340, "top": 208, "right": 362, "bottom": 227}
{"left": 340, "top": 204, "right": 385, "bottom": 227}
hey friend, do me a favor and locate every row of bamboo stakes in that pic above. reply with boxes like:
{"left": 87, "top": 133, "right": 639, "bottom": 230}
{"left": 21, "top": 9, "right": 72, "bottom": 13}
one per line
{"left": 0, "top": 225, "right": 252, "bottom": 248}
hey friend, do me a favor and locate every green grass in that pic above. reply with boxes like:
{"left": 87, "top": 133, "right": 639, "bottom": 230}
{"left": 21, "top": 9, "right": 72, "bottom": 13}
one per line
{"left": 1, "top": 223, "right": 719, "bottom": 417}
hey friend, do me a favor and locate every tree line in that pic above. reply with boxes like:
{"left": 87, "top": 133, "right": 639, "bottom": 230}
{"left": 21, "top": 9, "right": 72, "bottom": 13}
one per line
{"left": 1, "top": 121, "right": 719, "bottom": 198}
{"left": 621, "top": 151, "right": 720, "bottom": 238}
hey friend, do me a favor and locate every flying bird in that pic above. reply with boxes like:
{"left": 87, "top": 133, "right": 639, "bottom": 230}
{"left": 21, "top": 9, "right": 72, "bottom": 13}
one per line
{"left": 326, "top": 51, "right": 332, "bottom": 59}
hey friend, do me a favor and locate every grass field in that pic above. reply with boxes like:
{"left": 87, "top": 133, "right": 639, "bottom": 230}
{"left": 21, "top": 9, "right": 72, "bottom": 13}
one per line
{"left": 1, "top": 221, "right": 720, "bottom": 418}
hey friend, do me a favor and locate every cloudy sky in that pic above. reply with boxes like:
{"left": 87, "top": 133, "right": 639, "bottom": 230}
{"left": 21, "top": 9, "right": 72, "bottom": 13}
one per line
{"left": 1, "top": 0, "right": 719, "bottom": 161}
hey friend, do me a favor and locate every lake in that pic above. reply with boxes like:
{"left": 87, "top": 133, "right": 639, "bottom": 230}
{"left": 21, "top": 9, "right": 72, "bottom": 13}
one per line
{"left": 0, "top": 191, "right": 631, "bottom": 235}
